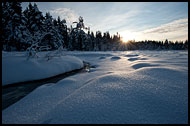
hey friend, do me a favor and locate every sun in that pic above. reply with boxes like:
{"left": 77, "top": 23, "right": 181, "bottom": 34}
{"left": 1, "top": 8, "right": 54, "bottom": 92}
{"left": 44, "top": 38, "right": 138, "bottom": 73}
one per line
{"left": 122, "top": 36, "right": 130, "bottom": 43}
{"left": 120, "top": 31, "right": 136, "bottom": 43}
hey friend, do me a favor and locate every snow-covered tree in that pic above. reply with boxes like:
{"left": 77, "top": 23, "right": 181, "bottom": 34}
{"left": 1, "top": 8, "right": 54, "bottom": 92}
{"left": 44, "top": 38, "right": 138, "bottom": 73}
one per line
{"left": 2, "top": 2, "right": 187, "bottom": 52}
{"left": 24, "top": 3, "right": 44, "bottom": 34}
{"left": 2, "top": 2, "right": 10, "bottom": 50}
{"left": 57, "top": 16, "right": 68, "bottom": 48}
{"left": 90, "top": 31, "right": 95, "bottom": 50}
{"left": 2, "top": 2, "right": 31, "bottom": 51}
{"left": 164, "top": 39, "right": 169, "bottom": 49}
{"left": 40, "top": 12, "right": 64, "bottom": 50}
{"left": 94, "top": 31, "right": 103, "bottom": 51}
{"left": 23, "top": 3, "right": 45, "bottom": 49}
{"left": 68, "top": 16, "right": 90, "bottom": 51}
{"left": 184, "top": 40, "right": 188, "bottom": 50}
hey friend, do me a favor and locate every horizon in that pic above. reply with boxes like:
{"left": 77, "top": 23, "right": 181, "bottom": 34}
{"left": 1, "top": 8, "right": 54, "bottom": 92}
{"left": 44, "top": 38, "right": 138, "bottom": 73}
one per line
{"left": 21, "top": 2, "right": 188, "bottom": 42}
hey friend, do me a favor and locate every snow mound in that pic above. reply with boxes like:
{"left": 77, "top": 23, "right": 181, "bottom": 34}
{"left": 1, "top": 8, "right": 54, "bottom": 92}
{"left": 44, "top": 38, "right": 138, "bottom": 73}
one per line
{"left": 124, "top": 54, "right": 139, "bottom": 57}
{"left": 128, "top": 57, "right": 139, "bottom": 61}
{"left": 99, "top": 56, "right": 106, "bottom": 59}
{"left": 132, "top": 63, "right": 159, "bottom": 69}
{"left": 69, "top": 51, "right": 113, "bottom": 58}
{"left": 110, "top": 56, "right": 121, "bottom": 60}
{"left": 2, "top": 52, "right": 84, "bottom": 85}
{"left": 2, "top": 51, "right": 188, "bottom": 124}
{"left": 2, "top": 67, "right": 187, "bottom": 124}
{"left": 128, "top": 57, "right": 147, "bottom": 61}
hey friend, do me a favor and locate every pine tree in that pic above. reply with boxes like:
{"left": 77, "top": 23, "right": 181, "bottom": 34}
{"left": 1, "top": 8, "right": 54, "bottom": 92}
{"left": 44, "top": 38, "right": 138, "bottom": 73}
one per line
{"left": 95, "top": 31, "right": 102, "bottom": 51}
{"left": 41, "top": 12, "right": 64, "bottom": 50}
{"left": 2, "top": 2, "right": 31, "bottom": 51}
{"left": 57, "top": 17, "right": 68, "bottom": 48}
{"left": 184, "top": 40, "right": 188, "bottom": 50}
{"left": 69, "top": 16, "right": 89, "bottom": 51}
{"left": 2, "top": 2, "right": 11, "bottom": 51}
{"left": 164, "top": 39, "right": 169, "bottom": 49}
{"left": 90, "top": 31, "right": 95, "bottom": 50}
{"left": 23, "top": 2, "right": 45, "bottom": 51}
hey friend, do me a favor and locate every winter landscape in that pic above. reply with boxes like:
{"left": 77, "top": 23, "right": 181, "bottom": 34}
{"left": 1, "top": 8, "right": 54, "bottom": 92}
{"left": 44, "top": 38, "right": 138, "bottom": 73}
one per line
{"left": 2, "top": 2, "right": 188, "bottom": 124}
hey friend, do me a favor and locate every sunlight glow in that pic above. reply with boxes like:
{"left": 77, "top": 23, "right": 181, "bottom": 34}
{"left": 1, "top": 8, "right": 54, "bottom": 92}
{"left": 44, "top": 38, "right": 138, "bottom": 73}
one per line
{"left": 122, "top": 36, "right": 130, "bottom": 43}
{"left": 120, "top": 31, "right": 136, "bottom": 43}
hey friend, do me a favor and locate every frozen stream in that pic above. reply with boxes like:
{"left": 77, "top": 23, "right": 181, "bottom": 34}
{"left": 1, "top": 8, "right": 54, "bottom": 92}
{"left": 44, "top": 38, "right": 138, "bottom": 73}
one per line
{"left": 2, "top": 61, "right": 91, "bottom": 110}
{"left": 2, "top": 51, "right": 188, "bottom": 124}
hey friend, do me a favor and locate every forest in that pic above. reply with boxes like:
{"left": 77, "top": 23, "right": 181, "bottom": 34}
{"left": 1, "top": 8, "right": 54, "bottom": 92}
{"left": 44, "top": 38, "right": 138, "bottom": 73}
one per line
{"left": 2, "top": 2, "right": 188, "bottom": 124}
{"left": 2, "top": 2, "right": 188, "bottom": 52}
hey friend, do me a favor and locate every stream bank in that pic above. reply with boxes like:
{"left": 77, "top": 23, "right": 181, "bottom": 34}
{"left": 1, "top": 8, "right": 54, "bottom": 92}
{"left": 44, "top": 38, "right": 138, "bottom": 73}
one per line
{"left": 2, "top": 61, "right": 92, "bottom": 110}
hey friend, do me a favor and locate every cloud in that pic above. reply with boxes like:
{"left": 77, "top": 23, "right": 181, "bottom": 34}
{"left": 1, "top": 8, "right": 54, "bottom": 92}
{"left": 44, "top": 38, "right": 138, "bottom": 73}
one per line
{"left": 138, "top": 18, "right": 188, "bottom": 41}
{"left": 143, "top": 18, "right": 188, "bottom": 34}
{"left": 118, "top": 18, "right": 188, "bottom": 42}
{"left": 91, "top": 10, "right": 141, "bottom": 33}
{"left": 50, "top": 8, "right": 79, "bottom": 25}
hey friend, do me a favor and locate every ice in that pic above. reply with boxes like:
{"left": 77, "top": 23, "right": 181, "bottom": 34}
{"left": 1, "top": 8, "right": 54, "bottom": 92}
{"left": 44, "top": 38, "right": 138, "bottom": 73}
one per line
{"left": 2, "top": 51, "right": 188, "bottom": 124}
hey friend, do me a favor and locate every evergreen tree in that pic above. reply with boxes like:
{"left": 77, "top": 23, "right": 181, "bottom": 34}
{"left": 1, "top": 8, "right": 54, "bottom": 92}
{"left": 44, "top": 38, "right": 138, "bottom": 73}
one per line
{"left": 57, "top": 17, "right": 68, "bottom": 48}
{"left": 184, "top": 40, "right": 188, "bottom": 50}
{"left": 90, "top": 31, "right": 95, "bottom": 50}
{"left": 2, "top": 2, "right": 188, "bottom": 52}
{"left": 69, "top": 16, "right": 89, "bottom": 51}
{"left": 23, "top": 2, "right": 45, "bottom": 51}
{"left": 41, "top": 12, "right": 64, "bottom": 50}
{"left": 164, "top": 39, "right": 169, "bottom": 49}
{"left": 95, "top": 31, "right": 102, "bottom": 51}
{"left": 2, "top": 2, "right": 31, "bottom": 51}
{"left": 2, "top": 2, "right": 12, "bottom": 51}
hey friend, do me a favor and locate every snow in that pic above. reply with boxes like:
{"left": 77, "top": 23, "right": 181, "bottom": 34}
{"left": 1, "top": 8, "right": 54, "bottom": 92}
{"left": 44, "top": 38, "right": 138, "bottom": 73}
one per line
{"left": 2, "top": 51, "right": 84, "bottom": 85}
{"left": 2, "top": 51, "right": 188, "bottom": 124}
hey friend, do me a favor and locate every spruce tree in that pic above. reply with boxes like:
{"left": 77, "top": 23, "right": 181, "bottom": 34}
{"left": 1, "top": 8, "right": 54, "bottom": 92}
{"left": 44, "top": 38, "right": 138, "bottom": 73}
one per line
{"left": 2, "top": 2, "right": 31, "bottom": 51}
{"left": 41, "top": 12, "right": 64, "bottom": 50}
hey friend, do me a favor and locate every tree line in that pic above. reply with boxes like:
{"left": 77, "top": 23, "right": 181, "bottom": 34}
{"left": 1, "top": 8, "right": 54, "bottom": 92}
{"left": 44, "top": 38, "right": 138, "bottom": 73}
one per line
{"left": 2, "top": 2, "right": 188, "bottom": 52}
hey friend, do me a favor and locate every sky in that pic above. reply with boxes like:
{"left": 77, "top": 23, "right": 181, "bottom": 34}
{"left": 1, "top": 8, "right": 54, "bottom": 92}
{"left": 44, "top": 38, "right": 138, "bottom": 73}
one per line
{"left": 21, "top": 2, "right": 188, "bottom": 42}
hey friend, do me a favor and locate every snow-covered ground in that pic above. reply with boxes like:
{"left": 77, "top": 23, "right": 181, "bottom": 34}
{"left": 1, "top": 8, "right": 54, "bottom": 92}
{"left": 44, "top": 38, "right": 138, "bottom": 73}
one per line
{"left": 2, "top": 51, "right": 188, "bottom": 124}
{"left": 2, "top": 51, "right": 83, "bottom": 85}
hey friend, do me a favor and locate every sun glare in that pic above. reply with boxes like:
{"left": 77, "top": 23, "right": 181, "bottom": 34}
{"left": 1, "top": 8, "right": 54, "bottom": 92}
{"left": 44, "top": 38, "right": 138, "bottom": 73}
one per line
{"left": 120, "top": 31, "right": 136, "bottom": 43}
{"left": 122, "top": 36, "right": 130, "bottom": 43}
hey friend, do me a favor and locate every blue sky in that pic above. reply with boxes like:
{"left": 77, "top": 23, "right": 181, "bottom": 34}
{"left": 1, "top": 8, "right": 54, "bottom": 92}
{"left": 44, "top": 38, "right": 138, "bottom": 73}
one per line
{"left": 21, "top": 2, "right": 188, "bottom": 42}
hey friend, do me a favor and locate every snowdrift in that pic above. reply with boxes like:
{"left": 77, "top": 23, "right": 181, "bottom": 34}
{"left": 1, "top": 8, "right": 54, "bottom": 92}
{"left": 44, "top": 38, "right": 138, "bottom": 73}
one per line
{"left": 2, "top": 51, "right": 188, "bottom": 124}
{"left": 2, "top": 51, "right": 84, "bottom": 85}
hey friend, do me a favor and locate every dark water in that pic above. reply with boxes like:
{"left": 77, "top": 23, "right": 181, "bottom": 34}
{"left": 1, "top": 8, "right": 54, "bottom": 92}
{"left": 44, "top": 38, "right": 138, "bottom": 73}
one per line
{"left": 2, "top": 61, "right": 91, "bottom": 110}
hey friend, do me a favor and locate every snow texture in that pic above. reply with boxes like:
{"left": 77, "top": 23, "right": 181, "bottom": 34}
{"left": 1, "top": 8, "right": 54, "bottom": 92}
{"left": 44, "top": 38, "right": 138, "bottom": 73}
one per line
{"left": 2, "top": 51, "right": 83, "bottom": 85}
{"left": 2, "top": 51, "right": 188, "bottom": 124}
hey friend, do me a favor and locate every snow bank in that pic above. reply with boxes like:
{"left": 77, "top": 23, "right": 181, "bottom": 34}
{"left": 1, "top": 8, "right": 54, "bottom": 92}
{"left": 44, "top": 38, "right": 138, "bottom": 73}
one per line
{"left": 2, "top": 51, "right": 83, "bottom": 85}
{"left": 2, "top": 51, "right": 188, "bottom": 124}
